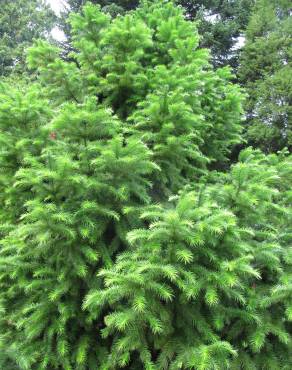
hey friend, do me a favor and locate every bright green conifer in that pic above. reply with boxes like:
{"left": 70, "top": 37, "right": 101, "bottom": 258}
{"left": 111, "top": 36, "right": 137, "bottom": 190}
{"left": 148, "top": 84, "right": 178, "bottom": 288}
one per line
{"left": 0, "top": 1, "right": 290, "bottom": 369}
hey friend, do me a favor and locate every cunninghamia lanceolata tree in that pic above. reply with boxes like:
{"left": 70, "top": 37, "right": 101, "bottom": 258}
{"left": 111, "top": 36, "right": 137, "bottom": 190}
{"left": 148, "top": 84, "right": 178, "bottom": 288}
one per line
{"left": 0, "top": 1, "right": 291, "bottom": 369}
{"left": 0, "top": 82, "right": 52, "bottom": 234}
{"left": 86, "top": 149, "right": 292, "bottom": 369}
{"left": 0, "top": 96, "right": 157, "bottom": 368}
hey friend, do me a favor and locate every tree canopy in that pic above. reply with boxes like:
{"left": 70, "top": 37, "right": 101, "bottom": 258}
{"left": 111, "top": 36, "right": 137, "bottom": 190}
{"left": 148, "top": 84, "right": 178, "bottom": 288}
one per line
{"left": 61, "top": 0, "right": 254, "bottom": 68}
{"left": 239, "top": 0, "right": 292, "bottom": 152}
{"left": 0, "top": 0, "right": 55, "bottom": 76}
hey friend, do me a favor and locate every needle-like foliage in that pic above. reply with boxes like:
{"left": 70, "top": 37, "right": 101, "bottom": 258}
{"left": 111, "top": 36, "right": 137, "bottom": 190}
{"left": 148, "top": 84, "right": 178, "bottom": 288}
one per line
{"left": 86, "top": 148, "right": 292, "bottom": 369}
{"left": 0, "top": 1, "right": 290, "bottom": 369}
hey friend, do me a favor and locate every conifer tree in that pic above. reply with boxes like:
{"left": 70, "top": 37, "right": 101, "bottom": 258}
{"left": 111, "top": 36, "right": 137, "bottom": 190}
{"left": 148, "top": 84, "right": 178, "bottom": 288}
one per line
{"left": 62, "top": 0, "right": 254, "bottom": 68}
{"left": 0, "top": 82, "right": 52, "bottom": 232}
{"left": 239, "top": 0, "right": 292, "bottom": 152}
{"left": 0, "top": 1, "right": 290, "bottom": 369}
{"left": 86, "top": 148, "right": 292, "bottom": 369}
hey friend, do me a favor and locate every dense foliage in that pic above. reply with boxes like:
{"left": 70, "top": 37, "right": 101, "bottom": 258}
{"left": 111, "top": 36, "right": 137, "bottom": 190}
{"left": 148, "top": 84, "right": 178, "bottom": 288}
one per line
{"left": 61, "top": 0, "right": 254, "bottom": 68}
{"left": 176, "top": 0, "right": 254, "bottom": 68}
{"left": 239, "top": 0, "right": 292, "bottom": 152}
{"left": 88, "top": 148, "right": 292, "bottom": 369}
{"left": 0, "top": 0, "right": 55, "bottom": 76}
{"left": 0, "top": 1, "right": 291, "bottom": 369}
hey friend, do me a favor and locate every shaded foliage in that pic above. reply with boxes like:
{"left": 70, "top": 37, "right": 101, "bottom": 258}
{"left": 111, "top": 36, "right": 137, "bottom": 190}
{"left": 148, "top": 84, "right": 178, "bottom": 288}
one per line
{"left": 239, "top": 0, "right": 292, "bottom": 152}
{"left": 0, "top": 0, "right": 55, "bottom": 76}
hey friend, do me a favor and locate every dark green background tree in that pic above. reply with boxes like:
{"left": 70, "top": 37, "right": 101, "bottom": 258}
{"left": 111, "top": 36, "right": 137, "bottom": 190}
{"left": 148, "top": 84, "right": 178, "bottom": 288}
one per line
{"left": 239, "top": 0, "right": 292, "bottom": 152}
{"left": 0, "top": 0, "right": 56, "bottom": 76}
{"left": 177, "top": 0, "right": 255, "bottom": 67}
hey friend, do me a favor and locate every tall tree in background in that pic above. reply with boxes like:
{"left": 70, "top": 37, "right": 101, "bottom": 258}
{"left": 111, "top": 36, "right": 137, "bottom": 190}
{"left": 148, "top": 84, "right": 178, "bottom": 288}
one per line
{"left": 0, "top": 0, "right": 56, "bottom": 76}
{"left": 178, "top": 0, "right": 255, "bottom": 67}
{"left": 239, "top": 0, "right": 292, "bottom": 152}
{"left": 67, "top": 0, "right": 137, "bottom": 12}
{"left": 61, "top": 0, "right": 254, "bottom": 68}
